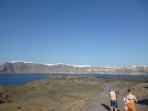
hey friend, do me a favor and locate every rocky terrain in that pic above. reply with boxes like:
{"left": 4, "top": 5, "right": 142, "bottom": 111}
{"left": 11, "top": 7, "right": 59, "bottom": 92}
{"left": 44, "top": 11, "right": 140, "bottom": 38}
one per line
{"left": 0, "top": 61, "right": 148, "bottom": 74}
{"left": 0, "top": 76, "right": 148, "bottom": 111}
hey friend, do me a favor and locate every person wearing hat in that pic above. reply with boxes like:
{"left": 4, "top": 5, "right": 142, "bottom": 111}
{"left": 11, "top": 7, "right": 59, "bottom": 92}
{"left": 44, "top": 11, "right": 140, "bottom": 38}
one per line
{"left": 108, "top": 86, "right": 118, "bottom": 111}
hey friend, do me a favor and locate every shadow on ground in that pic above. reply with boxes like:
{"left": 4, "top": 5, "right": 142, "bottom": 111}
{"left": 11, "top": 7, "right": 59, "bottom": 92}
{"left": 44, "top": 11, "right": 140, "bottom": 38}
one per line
{"left": 137, "top": 99, "right": 148, "bottom": 105}
{"left": 143, "top": 86, "right": 148, "bottom": 89}
{"left": 101, "top": 103, "right": 110, "bottom": 111}
{"left": 101, "top": 103, "right": 121, "bottom": 111}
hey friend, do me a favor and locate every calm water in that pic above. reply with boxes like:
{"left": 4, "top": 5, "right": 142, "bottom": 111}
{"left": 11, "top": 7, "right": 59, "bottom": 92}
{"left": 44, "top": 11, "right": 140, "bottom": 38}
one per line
{"left": 0, "top": 74, "right": 148, "bottom": 85}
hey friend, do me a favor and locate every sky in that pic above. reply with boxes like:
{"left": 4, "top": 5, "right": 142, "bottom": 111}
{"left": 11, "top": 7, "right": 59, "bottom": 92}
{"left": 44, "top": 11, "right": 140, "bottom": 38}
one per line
{"left": 0, "top": 0, "right": 148, "bottom": 66}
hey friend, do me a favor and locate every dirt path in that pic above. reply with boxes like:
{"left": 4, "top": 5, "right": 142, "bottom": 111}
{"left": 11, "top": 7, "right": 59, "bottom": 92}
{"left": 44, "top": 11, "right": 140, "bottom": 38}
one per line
{"left": 82, "top": 92, "right": 148, "bottom": 111}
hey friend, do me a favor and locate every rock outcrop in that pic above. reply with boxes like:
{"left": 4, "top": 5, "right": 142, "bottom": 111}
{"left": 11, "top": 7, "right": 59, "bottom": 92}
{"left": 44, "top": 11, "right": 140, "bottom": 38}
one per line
{"left": 0, "top": 92, "right": 11, "bottom": 104}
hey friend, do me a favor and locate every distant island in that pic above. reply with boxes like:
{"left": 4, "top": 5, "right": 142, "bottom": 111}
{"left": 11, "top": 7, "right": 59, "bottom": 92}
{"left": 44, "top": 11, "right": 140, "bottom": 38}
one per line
{"left": 0, "top": 61, "right": 148, "bottom": 74}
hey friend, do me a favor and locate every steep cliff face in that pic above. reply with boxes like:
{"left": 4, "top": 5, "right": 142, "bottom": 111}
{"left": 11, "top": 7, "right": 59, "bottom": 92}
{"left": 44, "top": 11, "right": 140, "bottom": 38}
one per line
{"left": 0, "top": 62, "right": 148, "bottom": 74}
{"left": 0, "top": 62, "right": 81, "bottom": 74}
{"left": 0, "top": 62, "right": 15, "bottom": 74}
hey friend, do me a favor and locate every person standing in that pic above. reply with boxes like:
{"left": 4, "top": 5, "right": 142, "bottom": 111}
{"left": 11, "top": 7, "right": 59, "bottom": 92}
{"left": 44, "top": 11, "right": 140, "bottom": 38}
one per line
{"left": 108, "top": 86, "right": 118, "bottom": 111}
{"left": 126, "top": 88, "right": 137, "bottom": 111}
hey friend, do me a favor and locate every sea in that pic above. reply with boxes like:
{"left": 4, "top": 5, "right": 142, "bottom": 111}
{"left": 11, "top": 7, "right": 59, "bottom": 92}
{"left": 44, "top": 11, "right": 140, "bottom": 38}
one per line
{"left": 0, "top": 74, "right": 148, "bottom": 85}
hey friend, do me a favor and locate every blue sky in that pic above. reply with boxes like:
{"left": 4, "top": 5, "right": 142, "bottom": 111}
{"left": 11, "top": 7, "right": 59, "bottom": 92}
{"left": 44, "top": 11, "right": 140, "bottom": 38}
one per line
{"left": 0, "top": 0, "right": 148, "bottom": 66}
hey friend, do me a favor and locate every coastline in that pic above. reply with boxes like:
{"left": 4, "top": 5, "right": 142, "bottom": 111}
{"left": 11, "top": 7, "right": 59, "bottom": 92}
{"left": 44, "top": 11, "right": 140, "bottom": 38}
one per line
{"left": 0, "top": 74, "right": 148, "bottom": 85}
{"left": 0, "top": 76, "right": 148, "bottom": 111}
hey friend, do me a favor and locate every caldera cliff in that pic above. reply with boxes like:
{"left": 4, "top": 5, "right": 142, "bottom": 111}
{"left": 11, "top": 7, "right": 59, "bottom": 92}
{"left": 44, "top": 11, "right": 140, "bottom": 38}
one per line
{"left": 0, "top": 61, "right": 148, "bottom": 74}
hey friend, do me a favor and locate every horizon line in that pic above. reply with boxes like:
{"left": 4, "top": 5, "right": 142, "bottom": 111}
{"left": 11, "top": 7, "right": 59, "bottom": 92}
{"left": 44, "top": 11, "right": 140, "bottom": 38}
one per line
{"left": 0, "top": 60, "right": 147, "bottom": 68}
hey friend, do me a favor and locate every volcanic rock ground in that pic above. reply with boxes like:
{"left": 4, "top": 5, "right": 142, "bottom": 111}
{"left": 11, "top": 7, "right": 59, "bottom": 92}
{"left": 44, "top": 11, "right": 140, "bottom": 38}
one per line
{"left": 0, "top": 76, "right": 148, "bottom": 111}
